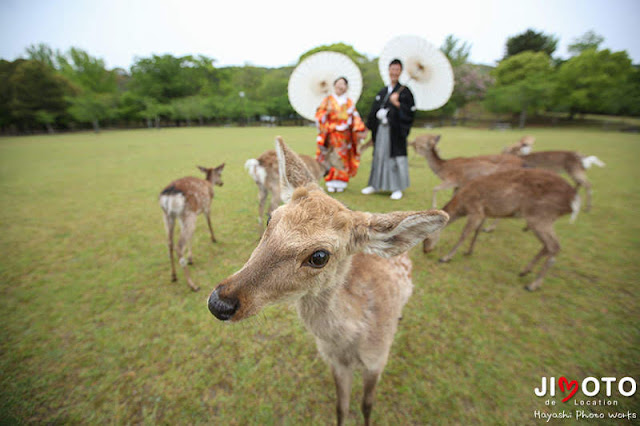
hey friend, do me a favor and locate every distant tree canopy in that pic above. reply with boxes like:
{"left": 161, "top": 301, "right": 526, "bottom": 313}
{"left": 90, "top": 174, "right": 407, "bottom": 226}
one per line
{"left": 298, "top": 43, "right": 368, "bottom": 65}
{"left": 441, "top": 34, "right": 471, "bottom": 68}
{"left": 554, "top": 48, "right": 636, "bottom": 117}
{"left": 485, "top": 51, "right": 555, "bottom": 128}
{"left": 505, "top": 29, "right": 558, "bottom": 59}
{"left": 1, "top": 35, "right": 639, "bottom": 134}
{"left": 568, "top": 30, "right": 605, "bottom": 56}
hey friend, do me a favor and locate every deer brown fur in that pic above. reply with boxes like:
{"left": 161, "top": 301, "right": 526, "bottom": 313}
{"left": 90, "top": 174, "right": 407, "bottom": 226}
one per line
{"left": 519, "top": 151, "right": 604, "bottom": 212}
{"left": 159, "top": 163, "right": 224, "bottom": 291}
{"left": 245, "top": 148, "right": 343, "bottom": 226}
{"left": 423, "top": 168, "right": 580, "bottom": 291}
{"left": 499, "top": 135, "right": 605, "bottom": 211}
{"left": 209, "top": 137, "right": 448, "bottom": 425}
{"left": 410, "top": 133, "right": 524, "bottom": 208}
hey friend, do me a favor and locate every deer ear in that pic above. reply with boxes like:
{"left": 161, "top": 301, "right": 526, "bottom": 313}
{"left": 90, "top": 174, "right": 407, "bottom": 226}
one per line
{"left": 355, "top": 210, "right": 449, "bottom": 258}
{"left": 215, "top": 163, "right": 225, "bottom": 171}
{"left": 197, "top": 165, "right": 208, "bottom": 173}
{"left": 275, "top": 136, "right": 315, "bottom": 203}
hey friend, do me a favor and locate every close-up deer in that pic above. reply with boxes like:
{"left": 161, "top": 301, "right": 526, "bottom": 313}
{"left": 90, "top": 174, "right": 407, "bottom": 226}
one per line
{"left": 159, "top": 163, "right": 225, "bottom": 291}
{"left": 244, "top": 147, "right": 343, "bottom": 226}
{"left": 423, "top": 168, "right": 580, "bottom": 291}
{"left": 208, "top": 137, "right": 448, "bottom": 426}
{"left": 410, "top": 133, "right": 524, "bottom": 208}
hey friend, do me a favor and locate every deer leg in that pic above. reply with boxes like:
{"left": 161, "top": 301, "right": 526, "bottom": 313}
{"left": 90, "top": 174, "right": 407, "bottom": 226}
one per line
{"left": 178, "top": 214, "right": 200, "bottom": 292}
{"left": 483, "top": 218, "right": 499, "bottom": 233}
{"left": 163, "top": 214, "right": 177, "bottom": 282}
{"left": 525, "top": 223, "right": 560, "bottom": 291}
{"left": 257, "top": 186, "right": 268, "bottom": 226}
{"left": 362, "top": 368, "right": 382, "bottom": 426}
{"left": 572, "top": 170, "right": 591, "bottom": 212}
{"left": 519, "top": 247, "right": 547, "bottom": 277}
{"left": 431, "top": 181, "right": 457, "bottom": 208}
{"left": 205, "top": 210, "right": 217, "bottom": 243}
{"left": 440, "top": 215, "right": 484, "bottom": 262}
{"left": 464, "top": 218, "right": 486, "bottom": 256}
{"left": 331, "top": 363, "right": 353, "bottom": 426}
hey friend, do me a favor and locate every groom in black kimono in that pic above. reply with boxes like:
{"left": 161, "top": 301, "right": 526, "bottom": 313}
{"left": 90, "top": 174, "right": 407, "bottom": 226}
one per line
{"left": 362, "top": 59, "right": 416, "bottom": 200}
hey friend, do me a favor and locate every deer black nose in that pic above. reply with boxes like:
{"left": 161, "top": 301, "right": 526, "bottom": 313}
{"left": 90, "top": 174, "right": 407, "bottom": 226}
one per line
{"left": 208, "top": 288, "right": 238, "bottom": 321}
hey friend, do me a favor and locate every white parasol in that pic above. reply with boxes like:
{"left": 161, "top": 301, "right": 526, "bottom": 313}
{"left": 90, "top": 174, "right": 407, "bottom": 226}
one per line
{"left": 288, "top": 52, "right": 363, "bottom": 121}
{"left": 379, "top": 35, "right": 454, "bottom": 111}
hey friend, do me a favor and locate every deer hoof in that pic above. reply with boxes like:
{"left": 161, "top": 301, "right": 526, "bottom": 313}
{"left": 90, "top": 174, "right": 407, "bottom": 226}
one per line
{"left": 438, "top": 257, "right": 450, "bottom": 263}
{"left": 519, "top": 270, "right": 530, "bottom": 277}
{"left": 171, "top": 275, "right": 178, "bottom": 282}
{"left": 190, "top": 286, "right": 200, "bottom": 292}
{"left": 525, "top": 284, "right": 536, "bottom": 292}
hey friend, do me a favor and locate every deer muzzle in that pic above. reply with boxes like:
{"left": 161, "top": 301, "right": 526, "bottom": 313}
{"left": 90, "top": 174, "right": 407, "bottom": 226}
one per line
{"left": 208, "top": 287, "right": 239, "bottom": 321}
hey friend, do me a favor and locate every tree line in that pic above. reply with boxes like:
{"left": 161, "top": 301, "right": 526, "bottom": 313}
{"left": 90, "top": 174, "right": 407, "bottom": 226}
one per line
{"left": 1, "top": 29, "right": 638, "bottom": 134}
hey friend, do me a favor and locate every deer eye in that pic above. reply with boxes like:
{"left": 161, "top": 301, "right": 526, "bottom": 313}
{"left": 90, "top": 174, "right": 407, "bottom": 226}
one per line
{"left": 306, "top": 250, "right": 330, "bottom": 268}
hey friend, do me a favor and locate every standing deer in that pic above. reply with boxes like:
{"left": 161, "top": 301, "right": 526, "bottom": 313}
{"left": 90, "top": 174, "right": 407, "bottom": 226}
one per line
{"left": 159, "top": 163, "right": 225, "bottom": 291}
{"left": 245, "top": 147, "right": 343, "bottom": 226}
{"left": 519, "top": 151, "right": 604, "bottom": 212}
{"left": 410, "top": 133, "right": 523, "bottom": 208}
{"left": 208, "top": 137, "right": 448, "bottom": 425}
{"left": 423, "top": 168, "right": 580, "bottom": 291}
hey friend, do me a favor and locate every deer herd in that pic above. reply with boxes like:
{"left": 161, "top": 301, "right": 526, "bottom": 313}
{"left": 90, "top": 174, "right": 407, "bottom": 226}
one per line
{"left": 158, "top": 132, "right": 604, "bottom": 425}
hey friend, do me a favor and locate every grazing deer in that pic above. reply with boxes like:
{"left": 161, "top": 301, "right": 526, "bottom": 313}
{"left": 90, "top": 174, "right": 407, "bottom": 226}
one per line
{"left": 159, "top": 163, "right": 225, "bottom": 291}
{"left": 245, "top": 147, "right": 343, "bottom": 226}
{"left": 208, "top": 137, "right": 448, "bottom": 425}
{"left": 410, "top": 134, "right": 523, "bottom": 208}
{"left": 502, "top": 135, "right": 535, "bottom": 155}
{"left": 423, "top": 168, "right": 580, "bottom": 291}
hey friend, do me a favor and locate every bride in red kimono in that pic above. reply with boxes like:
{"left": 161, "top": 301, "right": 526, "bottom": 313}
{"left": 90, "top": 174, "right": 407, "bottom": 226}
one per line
{"left": 315, "top": 77, "right": 368, "bottom": 193}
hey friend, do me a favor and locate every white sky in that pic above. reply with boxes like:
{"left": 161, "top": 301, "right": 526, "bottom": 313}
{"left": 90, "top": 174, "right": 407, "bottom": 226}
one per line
{"left": 1, "top": 0, "right": 639, "bottom": 69}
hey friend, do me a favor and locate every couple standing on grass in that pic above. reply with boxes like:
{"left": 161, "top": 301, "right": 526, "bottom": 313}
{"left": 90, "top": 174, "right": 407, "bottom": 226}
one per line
{"left": 315, "top": 59, "right": 416, "bottom": 200}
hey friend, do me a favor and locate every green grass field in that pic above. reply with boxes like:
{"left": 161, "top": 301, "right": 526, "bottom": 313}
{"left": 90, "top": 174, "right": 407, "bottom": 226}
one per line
{"left": 1, "top": 126, "right": 638, "bottom": 425}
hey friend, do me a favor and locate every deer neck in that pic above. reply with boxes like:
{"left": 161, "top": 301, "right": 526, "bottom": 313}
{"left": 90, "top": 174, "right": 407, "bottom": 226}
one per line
{"left": 295, "top": 257, "right": 354, "bottom": 340}
{"left": 425, "top": 146, "right": 445, "bottom": 175}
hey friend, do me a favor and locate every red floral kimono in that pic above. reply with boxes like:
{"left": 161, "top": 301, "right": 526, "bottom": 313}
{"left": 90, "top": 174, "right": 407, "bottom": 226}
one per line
{"left": 315, "top": 95, "right": 366, "bottom": 183}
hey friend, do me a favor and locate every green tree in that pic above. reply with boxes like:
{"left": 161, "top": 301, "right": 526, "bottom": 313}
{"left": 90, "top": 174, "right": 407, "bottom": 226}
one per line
{"left": 57, "top": 48, "right": 117, "bottom": 94}
{"left": 25, "top": 43, "right": 58, "bottom": 69}
{"left": 298, "top": 43, "right": 368, "bottom": 65}
{"left": 54, "top": 48, "right": 119, "bottom": 131}
{"left": 485, "top": 51, "right": 555, "bottom": 128}
{"left": 441, "top": 34, "right": 471, "bottom": 67}
{"left": 357, "top": 58, "right": 384, "bottom": 120}
{"left": 554, "top": 48, "right": 634, "bottom": 117}
{"left": 6, "top": 59, "right": 70, "bottom": 132}
{"left": 505, "top": 29, "right": 558, "bottom": 59}
{"left": 67, "top": 92, "right": 115, "bottom": 133}
{"left": 568, "top": 30, "right": 604, "bottom": 56}
{"left": 129, "top": 54, "right": 216, "bottom": 103}
{"left": 255, "top": 67, "right": 295, "bottom": 122}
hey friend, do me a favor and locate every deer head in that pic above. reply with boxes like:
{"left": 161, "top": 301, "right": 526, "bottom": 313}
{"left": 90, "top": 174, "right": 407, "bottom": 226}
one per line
{"left": 207, "top": 137, "right": 448, "bottom": 322}
{"left": 410, "top": 134, "right": 441, "bottom": 158}
{"left": 198, "top": 163, "right": 225, "bottom": 186}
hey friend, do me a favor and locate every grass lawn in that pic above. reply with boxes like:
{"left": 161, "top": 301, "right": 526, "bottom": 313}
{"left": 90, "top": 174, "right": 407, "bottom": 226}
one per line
{"left": 0, "top": 126, "right": 638, "bottom": 424}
